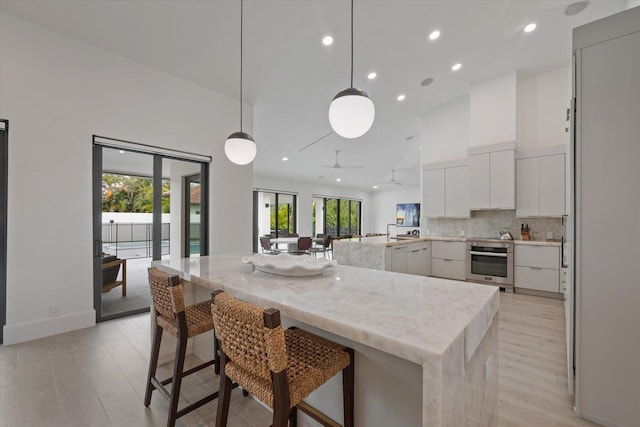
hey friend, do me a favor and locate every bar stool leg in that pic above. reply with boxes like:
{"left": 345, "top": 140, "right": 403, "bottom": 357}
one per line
{"left": 343, "top": 348, "right": 355, "bottom": 427}
{"left": 215, "top": 352, "right": 233, "bottom": 427}
{"left": 144, "top": 322, "right": 163, "bottom": 407}
{"left": 289, "top": 407, "right": 298, "bottom": 427}
{"left": 167, "top": 332, "right": 188, "bottom": 427}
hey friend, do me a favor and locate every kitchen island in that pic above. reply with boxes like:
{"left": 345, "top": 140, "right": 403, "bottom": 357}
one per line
{"left": 155, "top": 254, "right": 498, "bottom": 427}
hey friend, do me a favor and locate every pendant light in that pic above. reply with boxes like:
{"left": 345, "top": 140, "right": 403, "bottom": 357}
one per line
{"left": 225, "top": 0, "right": 257, "bottom": 165}
{"left": 328, "top": 0, "right": 375, "bottom": 139}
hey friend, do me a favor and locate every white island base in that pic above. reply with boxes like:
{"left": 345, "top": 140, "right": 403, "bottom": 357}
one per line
{"left": 155, "top": 254, "right": 498, "bottom": 427}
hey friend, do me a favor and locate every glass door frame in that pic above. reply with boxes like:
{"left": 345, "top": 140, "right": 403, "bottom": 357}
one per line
{"left": 92, "top": 135, "right": 210, "bottom": 322}
{"left": 183, "top": 172, "right": 208, "bottom": 257}
{"left": 318, "top": 196, "right": 362, "bottom": 238}
{"left": 0, "top": 119, "right": 8, "bottom": 343}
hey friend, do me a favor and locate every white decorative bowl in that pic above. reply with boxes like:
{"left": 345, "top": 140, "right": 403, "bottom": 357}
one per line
{"left": 242, "top": 253, "right": 337, "bottom": 277}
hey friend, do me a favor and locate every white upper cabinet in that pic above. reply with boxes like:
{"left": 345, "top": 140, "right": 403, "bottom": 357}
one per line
{"left": 539, "top": 154, "right": 565, "bottom": 216}
{"left": 516, "top": 147, "right": 566, "bottom": 217}
{"left": 422, "top": 168, "right": 445, "bottom": 218}
{"left": 468, "top": 153, "right": 491, "bottom": 209}
{"left": 467, "top": 142, "right": 516, "bottom": 210}
{"left": 422, "top": 160, "right": 469, "bottom": 218}
{"left": 516, "top": 157, "right": 540, "bottom": 217}
{"left": 445, "top": 166, "right": 469, "bottom": 218}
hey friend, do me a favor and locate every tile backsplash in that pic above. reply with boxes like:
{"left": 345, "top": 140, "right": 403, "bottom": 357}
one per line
{"left": 421, "top": 210, "right": 562, "bottom": 241}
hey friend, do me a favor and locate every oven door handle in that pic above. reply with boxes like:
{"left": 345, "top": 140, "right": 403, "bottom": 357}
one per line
{"left": 469, "top": 251, "right": 508, "bottom": 257}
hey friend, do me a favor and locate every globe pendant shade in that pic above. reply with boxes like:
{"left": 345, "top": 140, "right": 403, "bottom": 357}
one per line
{"left": 224, "top": 131, "right": 257, "bottom": 165}
{"left": 328, "top": 87, "right": 375, "bottom": 139}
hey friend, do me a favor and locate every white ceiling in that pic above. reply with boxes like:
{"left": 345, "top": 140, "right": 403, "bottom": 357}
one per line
{"left": 0, "top": 0, "right": 628, "bottom": 191}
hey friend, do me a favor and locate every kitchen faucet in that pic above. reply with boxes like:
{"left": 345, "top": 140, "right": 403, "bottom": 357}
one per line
{"left": 386, "top": 223, "right": 397, "bottom": 241}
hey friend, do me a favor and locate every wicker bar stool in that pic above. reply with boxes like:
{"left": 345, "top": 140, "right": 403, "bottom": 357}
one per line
{"left": 211, "top": 290, "right": 355, "bottom": 427}
{"left": 144, "top": 267, "right": 221, "bottom": 427}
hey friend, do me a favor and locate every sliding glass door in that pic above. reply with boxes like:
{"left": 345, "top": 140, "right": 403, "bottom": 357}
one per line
{"left": 253, "top": 190, "right": 297, "bottom": 252}
{"left": 319, "top": 196, "right": 361, "bottom": 238}
{"left": 93, "top": 136, "right": 210, "bottom": 322}
{"left": 0, "top": 120, "right": 7, "bottom": 344}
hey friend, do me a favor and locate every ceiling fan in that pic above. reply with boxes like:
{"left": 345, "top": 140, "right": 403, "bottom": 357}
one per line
{"left": 318, "top": 150, "right": 363, "bottom": 169}
{"left": 377, "top": 169, "right": 403, "bottom": 186}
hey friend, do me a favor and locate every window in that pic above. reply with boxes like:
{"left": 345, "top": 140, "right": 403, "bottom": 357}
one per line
{"left": 317, "top": 197, "right": 361, "bottom": 238}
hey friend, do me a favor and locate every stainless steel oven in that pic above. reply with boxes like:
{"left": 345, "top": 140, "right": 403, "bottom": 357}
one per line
{"left": 466, "top": 240, "right": 514, "bottom": 289}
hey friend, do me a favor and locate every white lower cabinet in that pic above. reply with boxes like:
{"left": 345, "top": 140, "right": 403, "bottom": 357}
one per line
{"left": 514, "top": 245, "right": 560, "bottom": 293}
{"left": 386, "top": 242, "right": 431, "bottom": 276}
{"left": 430, "top": 241, "right": 466, "bottom": 281}
{"left": 385, "top": 245, "right": 408, "bottom": 274}
{"left": 407, "top": 242, "right": 431, "bottom": 276}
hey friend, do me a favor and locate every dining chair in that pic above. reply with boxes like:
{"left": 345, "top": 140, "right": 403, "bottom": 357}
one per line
{"left": 309, "top": 234, "right": 333, "bottom": 258}
{"left": 260, "top": 236, "right": 281, "bottom": 255}
{"left": 211, "top": 290, "right": 354, "bottom": 427}
{"left": 144, "top": 268, "right": 221, "bottom": 427}
{"left": 291, "top": 236, "right": 312, "bottom": 255}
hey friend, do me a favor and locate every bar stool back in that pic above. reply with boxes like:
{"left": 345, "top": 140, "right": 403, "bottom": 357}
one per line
{"left": 211, "top": 290, "right": 354, "bottom": 427}
{"left": 144, "top": 267, "right": 220, "bottom": 427}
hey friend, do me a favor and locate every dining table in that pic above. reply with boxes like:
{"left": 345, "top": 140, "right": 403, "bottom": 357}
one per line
{"left": 269, "top": 236, "right": 300, "bottom": 252}
{"left": 153, "top": 253, "right": 499, "bottom": 427}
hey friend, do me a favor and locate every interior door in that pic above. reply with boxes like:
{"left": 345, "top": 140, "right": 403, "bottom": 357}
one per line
{"left": 0, "top": 119, "right": 8, "bottom": 344}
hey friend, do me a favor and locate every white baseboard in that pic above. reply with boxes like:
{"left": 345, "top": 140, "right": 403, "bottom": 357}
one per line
{"left": 2, "top": 310, "right": 96, "bottom": 345}
{"left": 574, "top": 407, "right": 626, "bottom": 427}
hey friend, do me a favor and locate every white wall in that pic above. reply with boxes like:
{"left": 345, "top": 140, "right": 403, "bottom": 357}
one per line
{"left": 420, "top": 96, "right": 470, "bottom": 164}
{"left": 0, "top": 13, "right": 253, "bottom": 344}
{"left": 253, "top": 175, "right": 371, "bottom": 237}
{"left": 469, "top": 71, "right": 517, "bottom": 147}
{"left": 369, "top": 188, "right": 421, "bottom": 235}
{"left": 517, "top": 66, "right": 571, "bottom": 149}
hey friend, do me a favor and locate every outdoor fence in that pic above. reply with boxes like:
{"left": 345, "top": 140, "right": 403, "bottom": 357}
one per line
{"left": 101, "top": 222, "right": 170, "bottom": 259}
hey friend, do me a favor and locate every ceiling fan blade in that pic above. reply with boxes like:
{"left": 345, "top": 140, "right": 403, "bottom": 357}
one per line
{"left": 340, "top": 165, "right": 363, "bottom": 169}
{"left": 298, "top": 131, "right": 333, "bottom": 152}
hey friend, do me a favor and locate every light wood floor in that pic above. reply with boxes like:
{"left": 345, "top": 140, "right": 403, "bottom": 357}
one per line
{"left": 0, "top": 292, "right": 601, "bottom": 426}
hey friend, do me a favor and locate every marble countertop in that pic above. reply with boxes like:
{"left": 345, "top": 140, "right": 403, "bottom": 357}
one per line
{"left": 155, "top": 254, "right": 498, "bottom": 365}
{"left": 335, "top": 235, "right": 558, "bottom": 246}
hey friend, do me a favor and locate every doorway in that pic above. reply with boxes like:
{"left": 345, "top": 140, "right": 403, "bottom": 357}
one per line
{"left": 92, "top": 136, "right": 210, "bottom": 322}
{"left": 253, "top": 190, "right": 297, "bottom": 253}
{"left": 0, "top": 119, "right": 7, "bottom": 344}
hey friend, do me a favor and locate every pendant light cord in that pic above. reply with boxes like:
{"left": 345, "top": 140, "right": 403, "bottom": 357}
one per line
{"left": 240, "top": 0, "right": 244, "bottom": 132}
{"left": 350, "top": 0, "right": 354, "bottom": 88}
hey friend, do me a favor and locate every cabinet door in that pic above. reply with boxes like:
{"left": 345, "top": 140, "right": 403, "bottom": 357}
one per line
{"left": 490, "top": 150, "right": 515, "bottom": 209}
{"left": 390, "top": 245, "right": 408, "bottom": 274}
{"left": 514, "top": 266, "right": 559, "bottom": 293}
{"left": 468, "top": 153, "right": 490, "bottom": 209}
{"left": 516, "top": 157, "right": 540, "bottom": 217}
{"left": 407, "top": 246, "right": 429, "bottom": 276}
{"left": 539, "top": 154, "right": 565, "bottom": 216}
{"left": 445, "top": 166, "right": 469, "bottom": 217}
{"left": 431, "top": 259, "right": 466, "bottom": 281}
{"left": 422, "top": 169, "right": 445, "bottom": 217}
{"left": 432, "top": 241, "right": 466, "bottom": 261}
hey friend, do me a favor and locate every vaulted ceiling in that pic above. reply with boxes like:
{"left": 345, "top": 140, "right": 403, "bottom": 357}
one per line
{"left": 0, "top": 0, "right": 627, "bottom": 190}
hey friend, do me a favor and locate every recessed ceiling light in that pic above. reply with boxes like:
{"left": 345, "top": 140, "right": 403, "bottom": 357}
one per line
{"left": 322, "top": 35, "right": 334, "bottom": 46}
{"left": 524, "top": 23, "right": 537, "bottom": 33}
{"left": 373, "top": 185, "right": 378, "bottom": 189}
{"left": 282, "top": 157, "right": 288, "bottom": 161}
{"left": 451, "top": 63, "right": 462, "bottom": 71}
{"left": 428, "top": 30, "right": 440, "bottom": 41}
{"left": 420, "top": 77, "right": 434, "bottom": 87}
{"left": 368, "top": 72, "right": 377, "bottom": 80}
{"left": 565, "top": 1, "right": 590, "bottom": 16}
{"left": 118, "top": 150, "right": 125, "bottom": 154}
{"left": 336, "top": 178, "right": 341, "bottom": 182}
{"left": 397, "top": 94, "right": 406, "bottom": 102}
